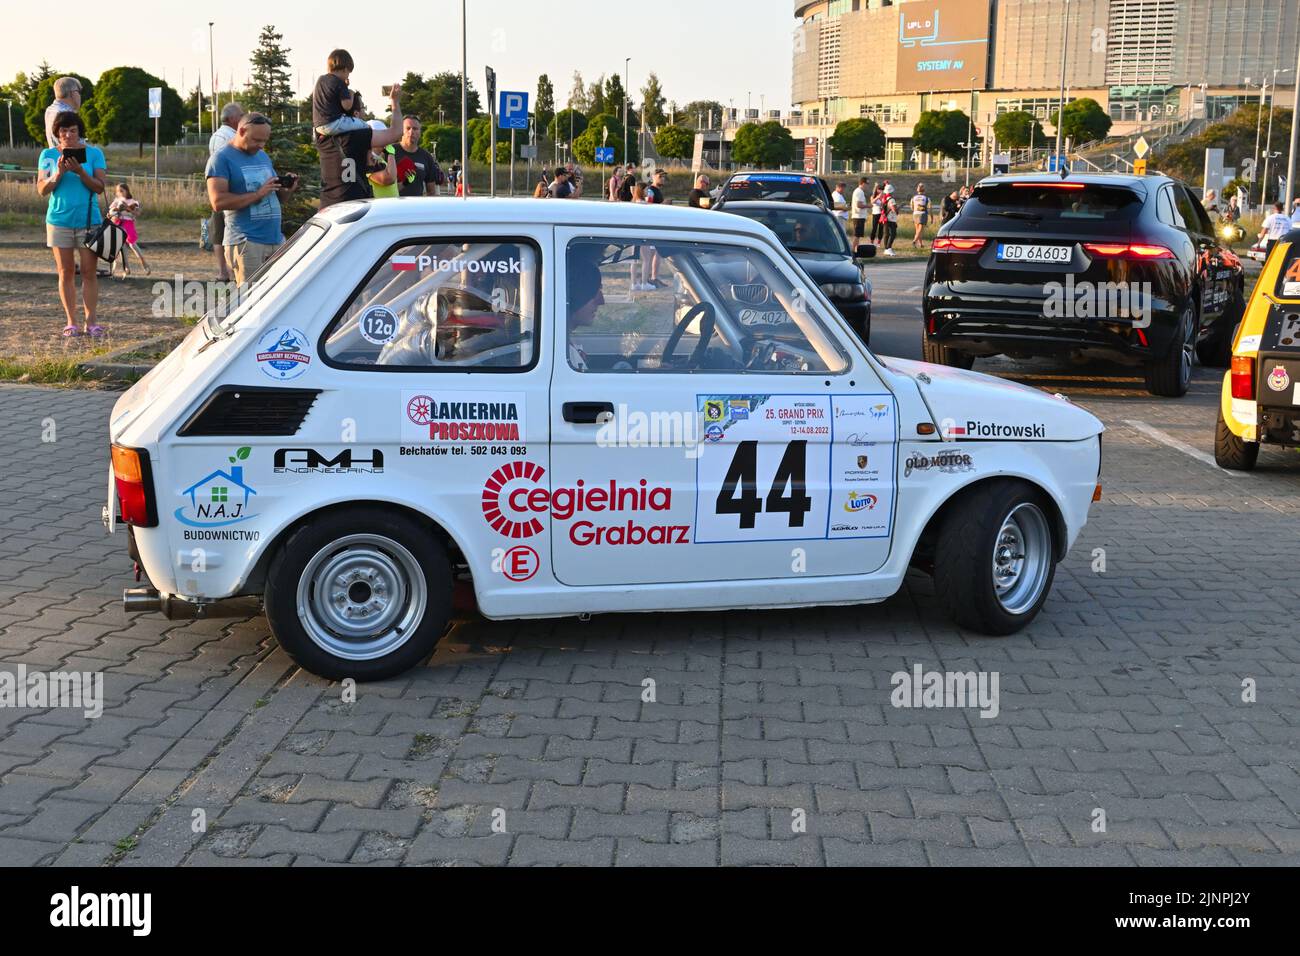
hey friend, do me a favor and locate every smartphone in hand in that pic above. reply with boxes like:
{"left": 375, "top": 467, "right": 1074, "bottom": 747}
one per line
{"left": 61, "top": 147, "right": 87, "bottom": 165}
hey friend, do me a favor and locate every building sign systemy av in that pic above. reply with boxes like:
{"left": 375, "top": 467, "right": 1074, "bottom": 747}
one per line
{"left": 895, "top": 0, "right": 991, "bottom": 94}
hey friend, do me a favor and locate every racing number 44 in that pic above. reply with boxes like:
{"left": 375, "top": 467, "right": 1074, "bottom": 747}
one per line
{"left": 716, "top": 440, "right": 813, "bottom": 529}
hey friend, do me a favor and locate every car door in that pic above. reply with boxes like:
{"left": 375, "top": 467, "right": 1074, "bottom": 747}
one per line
{"left": 1171, "top": 183, "right": 1229, "bottom": 320}
{"left": 546, "top": 224, "right": 901, "bottom": 588}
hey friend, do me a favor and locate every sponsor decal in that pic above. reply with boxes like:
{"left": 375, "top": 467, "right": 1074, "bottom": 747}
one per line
{"left": 704, "top": 423, "right": 725, "bottom": 443}
{"left": 403, "top": 391, "right": 524, "bottom": 444}
{"left": 903, "top": 451, "right": 975, "bottom": 478}
{"left": 390, "top": 255, "right": 420, "bottom": 272}
{"left": 255, "top": 327, "right": 311, "bottom": 380}
{"left": 500, "top": 545, "right": 540, "bottom": 582}
{"left": 481, "top": 463, "right": 686, "bottom": 545}
{"left": 703, "top": 400, "right": 725, "bottom": 423}
{"left": 844, "top": 491, "right": 878, "bottom": 512}
{"left": 962, "top": 420, "right": 1046, "bottom": 439}
{"left": 273, "top": 448, "right": 385, "bottom": 474}
{"left": 857, "top": 455, "right": 869, "bottom": 469}
{"left": 176, "top": 448, "right": 258, "bottom": 528}
{"left": 358, "top": 305, "right": 399, "bottom": 345}
{"left": 728, "top": 399, "right": 750, "bottom": 421}
{"left": 1267, "top": 365, "right": 1291, "bottom": 392}
{"left": 869, "top": 403, "right": 889, "bottom": 420}
{"left": 390, "top": 254, "right": 522, "bottom": 275}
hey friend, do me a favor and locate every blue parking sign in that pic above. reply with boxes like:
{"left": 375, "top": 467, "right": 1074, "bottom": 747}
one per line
{"left": 595, "top": 147, "right": 615, "bottom": 164}
{"left": 498, "top": 91, "right": 528, "bottom": 130}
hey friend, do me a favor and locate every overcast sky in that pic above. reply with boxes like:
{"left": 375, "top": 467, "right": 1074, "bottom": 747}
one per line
{"left": 4, "top": 0, "right": 799, "bottom": 114}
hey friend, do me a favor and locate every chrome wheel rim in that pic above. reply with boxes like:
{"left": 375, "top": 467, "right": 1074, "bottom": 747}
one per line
{"left": 991, "top": 503, "right": 1052, "bottom": 615}
{"left": 1179, "top": 306, "right": 1195, "bottom": 388}
{"left": 296, "top": 534, "right": 426, "bottom": 661}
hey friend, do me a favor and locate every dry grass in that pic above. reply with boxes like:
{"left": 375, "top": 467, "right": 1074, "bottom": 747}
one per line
{"left": 0, "top": 143, "right": 209, "bottom": 178}
{"left": 0, "top": 175, "right": 209, "bottom": 221}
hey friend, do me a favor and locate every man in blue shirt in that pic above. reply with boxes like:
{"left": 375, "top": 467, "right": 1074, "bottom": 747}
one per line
{"left": 204, "top": 113, "right": 299, "bottom": 284}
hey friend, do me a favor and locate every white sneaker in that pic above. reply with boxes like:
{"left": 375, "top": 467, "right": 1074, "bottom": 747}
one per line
{"left": 883, "top": 248, "right": 895, "bottom": 256}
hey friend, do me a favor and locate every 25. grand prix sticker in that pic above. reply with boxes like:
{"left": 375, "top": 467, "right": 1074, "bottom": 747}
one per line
{"left": 255, "top": 327, "right": 311, "bottom": 380}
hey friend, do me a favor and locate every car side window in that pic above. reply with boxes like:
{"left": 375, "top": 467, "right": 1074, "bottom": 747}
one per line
{"left": 1156, "top": 187, "right": 1180, "bottom": 226}
{"left": 1171, "top": 187, "right": 1206, "bottom": 236}
{"left": 323, "top": 239, "right": 539, "bottom": 370}
{"left": 565, "top": 237, "right": 848, "bottom": 375}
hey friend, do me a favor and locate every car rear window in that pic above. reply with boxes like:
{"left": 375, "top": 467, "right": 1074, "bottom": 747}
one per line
{"left": 723, "top": 176, "right": 825, "bottom": 205}
{"left": 964, "top": 183, "right": 1143, "bottom": 222}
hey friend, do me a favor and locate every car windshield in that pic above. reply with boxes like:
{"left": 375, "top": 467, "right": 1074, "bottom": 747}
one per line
{"left": 723, "top": 176, "right": 825, "bottom": 205}
{"left": 729, "top": 207, "right": 849, "bottom": 256}
{"left": 1274, "top": 240, "right": 1300, "bottom": 299}
{"left": 965, "top": 183, "right": 1143, "bottom": 222}
{"left": 202, "top": 220, "right": 328, "bottom": 336}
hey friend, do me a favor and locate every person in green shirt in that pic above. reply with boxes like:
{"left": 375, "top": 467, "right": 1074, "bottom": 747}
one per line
{"left": 366, "top": 120, "right": 399, "bottom": 199}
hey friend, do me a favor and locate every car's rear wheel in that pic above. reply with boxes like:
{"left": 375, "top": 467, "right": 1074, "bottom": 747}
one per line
{"left": 1213, "top": 405, "right": 1259, "bottom": 471}
{"left": 264, "top": 507, "right": 452, "bottom": 680}
{"left": 922, "top": 332, "right": 975, "bottom": 369}
{"left": 932, "top": 481, "right": 1057, "bottom": 635}
{"left": 1144, "top": 301, "right": 1194, "bottom": 397}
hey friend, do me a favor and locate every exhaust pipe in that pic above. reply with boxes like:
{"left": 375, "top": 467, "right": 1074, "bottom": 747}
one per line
{"left": 123, "top": 586, "right": 161, "bottom": 613}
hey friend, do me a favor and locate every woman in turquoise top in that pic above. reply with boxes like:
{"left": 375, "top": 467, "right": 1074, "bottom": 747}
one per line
{"left": 36, "top": 111, "right": 108, "bottom": 337}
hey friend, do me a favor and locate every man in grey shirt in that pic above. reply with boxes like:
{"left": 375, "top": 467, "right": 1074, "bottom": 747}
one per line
{"left": 44, "top": 77, "right": 83, "bottom": 148}
{"left": 208, "top": 103, "right": 245, "bottom": 281}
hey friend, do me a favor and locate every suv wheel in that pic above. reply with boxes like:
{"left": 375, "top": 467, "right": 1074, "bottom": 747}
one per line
{"left": 264, "top": 506, "right": 453, "bottom": 680}
{"left": 1144, "top": 302, "right": 1194, "bottom": 397}
{"left": 922, "top": 332, "right": 975, "bottom": 369}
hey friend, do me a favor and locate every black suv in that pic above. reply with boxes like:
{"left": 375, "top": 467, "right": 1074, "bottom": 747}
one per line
{"left": 923, "top": 173, "right": 1245, "bottom": 397}
{"left": 715, "top": 171, "right": 833, "bottom": 208}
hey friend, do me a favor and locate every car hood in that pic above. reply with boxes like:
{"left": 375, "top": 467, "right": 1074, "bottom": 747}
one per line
{"left": 881, "top": 357, "right": 1105, "bottom": 442}
{"left": 791, "top": 253, "right": 860, "bottom": 284}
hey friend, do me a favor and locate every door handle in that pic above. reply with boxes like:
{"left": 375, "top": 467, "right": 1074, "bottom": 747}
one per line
{"left": 562, "top": 401, "right": 614, "bottom": 424}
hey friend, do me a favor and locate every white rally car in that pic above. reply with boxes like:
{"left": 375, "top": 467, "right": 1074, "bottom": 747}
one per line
{"left": 107, "top": 199, "right": 1104, "bottom": 680}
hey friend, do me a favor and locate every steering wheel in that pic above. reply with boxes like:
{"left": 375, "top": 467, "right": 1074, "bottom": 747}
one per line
{"left": 660, "top": 302, "right": 717, "bottom": 369}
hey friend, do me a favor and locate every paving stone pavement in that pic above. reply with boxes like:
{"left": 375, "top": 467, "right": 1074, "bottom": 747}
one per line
{"left": 0, "top": 375, "right": 1296, "bottom": 867}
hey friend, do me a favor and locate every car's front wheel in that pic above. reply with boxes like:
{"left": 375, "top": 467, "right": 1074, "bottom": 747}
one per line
{"left": 933, "top": 481, "right": 1057, "bottom": 634}
{"left": 1213, "top": 405, "right": 1259, "bottom": 471}
{"left": 264, "top": 506, "right": 453, "bottom": 680}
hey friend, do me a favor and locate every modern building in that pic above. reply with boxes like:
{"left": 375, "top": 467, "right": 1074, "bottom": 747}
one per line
{"left": 786, "top": 0, "right": 1299, "bottom": 168}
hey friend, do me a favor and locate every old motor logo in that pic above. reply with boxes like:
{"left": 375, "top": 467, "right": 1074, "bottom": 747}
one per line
{"left": 1266, "top": 365, "right": 1290, "bottom": 392}
{"left": 481, "top": 462, "right": 685, "bottom": 545}
{"left": 904, "top": 451, "right": 975, "bottom": 478}
{"left": 255, "top": 327, "right": 311, "bottom": 380}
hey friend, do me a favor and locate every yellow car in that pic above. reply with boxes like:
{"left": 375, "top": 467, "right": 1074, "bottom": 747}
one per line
{"left": 1215, "top": 227, "right": 1300, "bottom": 469}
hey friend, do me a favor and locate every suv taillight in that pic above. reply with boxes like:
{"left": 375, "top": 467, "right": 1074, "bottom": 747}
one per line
{"left": 1230, "top": 356, "right": 1255, "bottom": 400}
{"left": 1083, "top": 242, "right": 1174, "bottom": 260}
{"left": 112, "top": 445, "right": 158, "bottom": 527}
{"left": 932, "top": 236, "right": 987, "bottom": 253}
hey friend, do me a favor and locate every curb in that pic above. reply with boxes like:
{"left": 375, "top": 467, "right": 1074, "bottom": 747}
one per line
{"left": 77, "top": 329, "right": 189, "bottom": 383}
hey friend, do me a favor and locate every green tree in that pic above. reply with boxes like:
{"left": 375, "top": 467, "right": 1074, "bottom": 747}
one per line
{"left": 468, "top": 116, "right": 510, "bottom": 164}
{"left": 567, "top": 71, "right": 588, "bottom": 113}
{"left": 588, "top": 75, "right": 606, "bottom": 117}
{"left": 912, "top": 109, "right": 973, "bottom": 161}
{"left": 827, "top": 118, "right": 886, "bottom": 164}
{"left": 24, "top": 72, "right": 94, "bottom": 145}
{"left": 992, "top": 110, "right": 1045, "bottom": 149}
{"left": 731, "top": 120, "right": 795, "bottom": 167}
{"left": 417, "top": 71, "right": 481, "bottom": 123}
{"left": 1, "top": 73, "right": 38, "bottom": 145}
{"left": 640, "top": 72, "right": 666, "bottom": 128}
{"left": 535, "top": 74, "right": 555, "bottom": 138}
{"left": 1048, "top": 97, "right": 1112, "bottom": 146}
{"left": 573, "top": 126, "right": 626, "bottom": 166}
{"left": 586, "top": 112, "right": 624, "bottom": 140}
{"left": 681, "top": 99, "right": 725, "bottom": 129}
{"left": 549, "top": 108, "right": 587, "bottom": 144}
{"left": 82, "top": 68, "right": 182, "bottom": 155}
{"left": 654, "top": 124, "right": 693, "bottom": 160}
{"left": 246, "top": 25, "right": 293, "bottom": 118}
{"left": 421, "top": 124, "right": 461, "bottom": 163}
{"left": 603, "top": 74, "right": 626, "bottom": 122}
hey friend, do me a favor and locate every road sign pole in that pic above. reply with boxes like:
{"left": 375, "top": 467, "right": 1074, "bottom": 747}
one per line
{"left": 153, "top": 116, "right": 159, "bottom": 180}
{"left": 510, "top": 128, "right": 516, "bottom": 197}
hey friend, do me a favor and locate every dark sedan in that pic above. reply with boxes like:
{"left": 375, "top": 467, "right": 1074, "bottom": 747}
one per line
{"left": 923, "top": 173, "right": 1245, "bottom": 397}
{"left": 719, "top": 200, "right": 875, "bottom": 342}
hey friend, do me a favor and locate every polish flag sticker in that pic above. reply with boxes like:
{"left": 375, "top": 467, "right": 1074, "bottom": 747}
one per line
{"left": 390, "top": 256, "right": 418, "bottom": 272}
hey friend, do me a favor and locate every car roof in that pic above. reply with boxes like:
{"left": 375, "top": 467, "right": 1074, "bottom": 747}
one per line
{"left": 716, "top": 200, "right": 835, "bottom": 215}
{"left": 974, "top": 172, "right": 1175, "bottom": 194}
{"left": 313, "top": 197, "right": 776, "bottom": 240}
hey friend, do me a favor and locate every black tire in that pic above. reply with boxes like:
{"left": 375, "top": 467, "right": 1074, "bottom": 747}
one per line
{"left": 932, "top": 480, "right": 1058, "bottom": 635}
{"left": 1143, "top": 301, "right": 1194, "bottom": 397}
{"left": 922, "top": 332, "right": 975, "bottom": 369}
{"left": 1213, "top": 405, "right": 1259, "bottom": 471}
{"left": 264, "top": 506, "right": 452, "bottom": 681}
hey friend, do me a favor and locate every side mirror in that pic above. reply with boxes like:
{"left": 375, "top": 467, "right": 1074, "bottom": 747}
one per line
{"left": 855, "top": 244, "right": 876, "bottom": 260}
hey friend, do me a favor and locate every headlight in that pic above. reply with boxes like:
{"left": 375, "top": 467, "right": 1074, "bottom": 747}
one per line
{"left": 820, "top": 282, "right": 865, "bottom": 300}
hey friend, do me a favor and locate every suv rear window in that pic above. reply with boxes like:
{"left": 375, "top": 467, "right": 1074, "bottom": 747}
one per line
{"left": 964, "top": 183, "right": 1143, "bottom": 222}
{"left": 722, "top": 175, "right": 826, "bottom": 205}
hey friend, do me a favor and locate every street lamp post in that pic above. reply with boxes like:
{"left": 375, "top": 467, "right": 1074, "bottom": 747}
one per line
{"left": 460, "top": 0, "right": 468, "bottom": 198}
{"left": 623, "top": 58, "right": 630, "bottom": 168}
{"left": 6, "top": 100, "right": 12, "bottom": 150}
{"left": 1286, "top": 40, "right": 1300, "bottom": 219}
{"left": 965, "top": 77, "right": 975, "bottom": 186}
{"left": 1054, "top": 0, "right": 1072, "bottom": 164}
{"left": 1248, "top": 77, "right": 1266, "bottom": 209}
{"left": 208, "top": 21, "right": 215, "bottom": 135}
{"left": 1261, "top": 68, "right": 1293, "bottom": 210}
